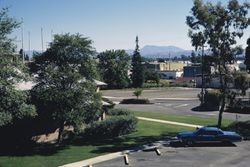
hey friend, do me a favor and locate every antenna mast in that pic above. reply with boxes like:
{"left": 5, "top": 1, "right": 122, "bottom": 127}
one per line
{"left": 41, "top": 28, "right": 44, "bottom": 52}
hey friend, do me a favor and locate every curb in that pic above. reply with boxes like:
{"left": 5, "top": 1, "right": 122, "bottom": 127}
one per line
{"left": 59, "top": 152, "right": 125, "bottom": 167}
{"left": 137, "top": 117, "right": 202, "bottom": 128}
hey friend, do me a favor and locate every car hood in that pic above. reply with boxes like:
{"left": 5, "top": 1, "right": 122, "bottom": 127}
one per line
{"left": 177, "top": 132, "right": 194, "bottom": 137}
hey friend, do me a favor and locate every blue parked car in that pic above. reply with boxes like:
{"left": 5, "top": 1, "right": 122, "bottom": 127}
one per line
{"left": 177, "top": 127, "right": 242, "bottom": 146}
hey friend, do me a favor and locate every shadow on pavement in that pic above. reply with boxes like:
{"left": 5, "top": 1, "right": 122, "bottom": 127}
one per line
{"left": 191, "top": 105, "right": 218, "bottom": 112}
{"left": 169, "top": 141, "right": 237, "bottom": 147}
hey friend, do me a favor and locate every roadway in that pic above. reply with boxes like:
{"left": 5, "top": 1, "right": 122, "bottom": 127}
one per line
{"left": 95, "top": 141, "right": 250, "bottom": 167}
{"left": 102, "top": 88, "right": 250, "bottom": 121}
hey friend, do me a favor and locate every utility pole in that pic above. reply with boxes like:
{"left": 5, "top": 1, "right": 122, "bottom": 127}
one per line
{"left": 51, "top": 29, "right": 53, "bottom": 42}
{"left": 201, "top": 45, "right": 205, "bottom": 104}
{"left": 168, "top": 53, "right": 171, "bottom": 70}
{"left": 41, "top": 28, "right": 44, "bottom": 52}
{"left": 28, "top": 31, "right": 31, "bottom": 56}
{"left": 21, "top": 17, "right": 24, "bottom": 63}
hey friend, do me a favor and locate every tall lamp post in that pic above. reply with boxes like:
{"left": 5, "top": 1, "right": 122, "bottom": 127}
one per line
{"left": 201, "top": 45, "right": 207, "bottom": 104}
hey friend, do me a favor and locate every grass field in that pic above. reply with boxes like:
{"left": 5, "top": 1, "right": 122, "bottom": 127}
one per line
{"left": 0, "top": 111, "right": 231, "bottom": 167}
{"left": 0, "top": 120, "right": 193, "bottom": 167}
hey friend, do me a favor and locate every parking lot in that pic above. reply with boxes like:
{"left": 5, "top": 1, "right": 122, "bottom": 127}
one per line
{"left": 102, "top": 87, "right": 250, "bottom": 121}
{"left": 95, "top": 141, "right": 250, "bottom": 167}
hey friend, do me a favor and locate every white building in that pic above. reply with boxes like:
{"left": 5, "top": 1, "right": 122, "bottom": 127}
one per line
{"left": 159, "top": 70, "right": 183, "bottom": 80}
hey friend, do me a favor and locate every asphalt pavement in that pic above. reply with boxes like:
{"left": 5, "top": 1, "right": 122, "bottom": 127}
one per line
{"left": 102, "top": 88, "right": 250, "bottom": 121}
{"left": 95, "top": 141, "right": 250, "bottom": 167}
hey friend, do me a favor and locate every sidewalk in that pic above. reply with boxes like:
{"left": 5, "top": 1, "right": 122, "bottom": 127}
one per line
{"left": 59, "top": 152, "right": 125, "bottom": 167}
{"left": 137, "top": 117, "right": 202, "bottom": 128}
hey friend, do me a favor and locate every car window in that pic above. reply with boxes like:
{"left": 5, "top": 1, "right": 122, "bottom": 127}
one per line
{"left": 195, "top": 128, "right": 204, "bottom": 135}
{"left": 195, "top": 128, "right": 220, "bottom": 135}
{"left": 205, "top": 130, "right": 218, "bottom": 135}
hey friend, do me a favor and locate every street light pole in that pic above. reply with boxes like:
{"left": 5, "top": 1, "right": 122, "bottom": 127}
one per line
{"left": 21, "top": 17, "right": 24, "bottom": 63}
{"left": 201, "top": 45, "right": 205, "bottom": 104}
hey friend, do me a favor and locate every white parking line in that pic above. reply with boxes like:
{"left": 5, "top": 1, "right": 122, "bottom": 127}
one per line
{"left": 164, "top": 104, "right": 173, "bottom": 107}
{"left": 205, "top": 113, "right": 217, "bottom": 116}
{"left": 173, "top": 104, "right": 189, "bottom": 108}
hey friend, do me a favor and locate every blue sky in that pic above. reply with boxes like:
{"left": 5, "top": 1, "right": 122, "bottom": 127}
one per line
{"left": 1, "top": 0, "right": 250, "bottom": 52}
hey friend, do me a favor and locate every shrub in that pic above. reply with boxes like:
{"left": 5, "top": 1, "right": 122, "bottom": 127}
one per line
{"left": 133, "top": 89, "right": 143, "bottom": 99}
{"left": 107, "top": 108, "right": 131, "bottom": 116}
{"left": 120, "top": 98, "right": 151, "bottom": 104}
{"left": 226, "top": 121, "right": 250, "bottom": 140}
{"left": 198, "top": 90, "right": 221, "bottom": 110}
{"left": 83, "top": 115, "right": 138, "bottom": 139}
{"left": 226, "top": 98, "right": 250, "bottom": 114}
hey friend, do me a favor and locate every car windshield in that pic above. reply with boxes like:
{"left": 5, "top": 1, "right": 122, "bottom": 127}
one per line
{"left": 194, "top": 128, "right": 204, "bottom": 135}
{"left": 194, "top": 127, "right": 224, "bottom": 135}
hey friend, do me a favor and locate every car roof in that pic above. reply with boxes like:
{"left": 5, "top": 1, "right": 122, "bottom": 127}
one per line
{"left": 200, "top": 127, "right": 220, "bottom": 131}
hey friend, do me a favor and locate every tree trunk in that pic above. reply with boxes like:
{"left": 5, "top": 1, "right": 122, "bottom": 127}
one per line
{"left": 57, "top": 122, "right": 64, "bottom": 144}
{"left": 217, "top": 60, "right": 226, "bottom": 128}
{"left": 218, "top": 94, "right": 225, "bottom": 128}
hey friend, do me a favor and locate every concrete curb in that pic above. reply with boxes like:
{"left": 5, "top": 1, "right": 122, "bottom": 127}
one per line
{"left": 58, "top": 145, "right": 162, "bottom": 167}
{"left": 59, "top": 152, "right": 125, "bottom": 167}
{"left": 152, "top": 97, "right": 198, "bottom": 101}
{"left": 102, "top": 96, "right": 199, "bottom": 101}
{"left": 137, "top": 117, "right": 202, "bottom": 128}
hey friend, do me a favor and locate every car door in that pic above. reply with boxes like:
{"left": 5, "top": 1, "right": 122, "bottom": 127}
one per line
{"left": 196, "top": 129, "right": 217, "bottom": 143}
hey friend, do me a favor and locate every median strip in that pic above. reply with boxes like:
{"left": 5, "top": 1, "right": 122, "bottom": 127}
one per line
{"left": 137, "top": 116, "right": 202, "bottom": 128}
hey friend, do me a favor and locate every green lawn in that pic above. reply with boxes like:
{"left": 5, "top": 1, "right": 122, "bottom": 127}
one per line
{"left": 0, "top": 120, "right": 192, "bottom": 167}
{"left": 132, "top": 111, "right": 233, "bottom": 127}
{"left": 0, "top": 111, "right": 231, "bottom": 167}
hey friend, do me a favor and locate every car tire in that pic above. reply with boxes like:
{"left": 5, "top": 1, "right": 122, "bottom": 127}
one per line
{"left": 222, "top": 140, "right": 231, "bottom": 145}
{"left": 186, "top": 140, "right": 194, "bottom": 146}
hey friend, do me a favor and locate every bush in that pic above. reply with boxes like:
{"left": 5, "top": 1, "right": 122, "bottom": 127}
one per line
{"left": 198, "top": 90, "right": 221, "bottom": 110}
{"left": 142, "top": 80, "right": 170, "bottom": 88}
{"left": 83, "top": 115, "right": 138, "bottom": 139}
{"left": 133, "top": 89, "right": 143, "bottom": 99}
{"left": 120, "top": 98, "right": 151, "bottom": 104}
{"left": 226, "top": 98, "right": 250, "bottom": 114}
{"left": 226, "top": 121, "right": 250, "bottom": 140}
{"left": 107, "top": 108, "right": 131, "bottom": 116}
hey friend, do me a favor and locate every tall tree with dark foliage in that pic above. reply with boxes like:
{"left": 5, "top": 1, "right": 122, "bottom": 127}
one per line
{"left": 131, "top": 36, "right": 145, "bottom": 88}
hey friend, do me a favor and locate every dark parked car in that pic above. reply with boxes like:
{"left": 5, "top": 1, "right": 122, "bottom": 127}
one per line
{"left": 177, "top": 127, "right": 242, "bottom": 146}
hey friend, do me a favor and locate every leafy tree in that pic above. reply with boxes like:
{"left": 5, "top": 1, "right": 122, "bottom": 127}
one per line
{"left": 234, "top": 72, "right": 249, "bottom": 96}
{"left": 0, "top": 8, "right": 36, "bottom": 128}
{"left": 245, "top": 38, "right": 250, "bottom": 72}
{"left": 133, "top": 89, "right": 143, "bottom": 99}
{"left": 31, "top": 33, "right": 102, "bottom": 143}
{"left": 97, "top": 50, "right": 130, "bottom": 89}
{"left": 145, "top": 69, "right": 160, "bottom": 85}
{"left": 190, "top": 51, "right": 196, "bottom": 63}
{"left": 131, "top": 36, "right": 145, "bottom": 88}
{"left": 187, "top": 0, "right": 250, "bottom": 127}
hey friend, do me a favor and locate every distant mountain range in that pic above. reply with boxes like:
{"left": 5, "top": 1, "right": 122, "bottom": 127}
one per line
{"left": 25, "top": 45, "right": 245, "bottom": 59}
{"left": 126, "top": 45, "right": 193, "bottom": 58}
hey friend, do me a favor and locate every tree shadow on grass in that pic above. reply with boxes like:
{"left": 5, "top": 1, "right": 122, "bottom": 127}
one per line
{"left": 0, "top": 131, "right": 178, "bottom": 157}
{"left": 0, "top": 142, "right": 69, "bottom": 156}
{"left": 72, "top": 132, "right": 177, "bottom": 154}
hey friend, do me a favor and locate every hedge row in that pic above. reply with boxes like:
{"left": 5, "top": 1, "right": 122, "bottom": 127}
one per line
{"left": 120, "top": 98, "right": 151, "bottom": 104}
{"left": 83, "top": 114, "right": 138, "bottom": 139}
{"left": 226, "top": 121, "right": 250, "bottom": 140}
